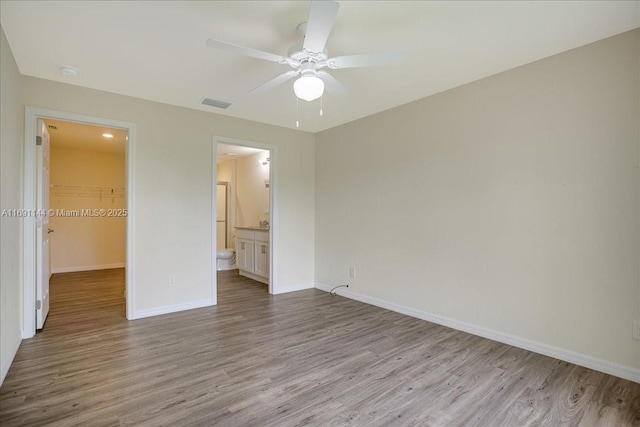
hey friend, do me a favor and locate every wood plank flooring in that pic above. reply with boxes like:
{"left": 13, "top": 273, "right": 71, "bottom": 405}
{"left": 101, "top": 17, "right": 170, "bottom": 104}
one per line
{"left": 1, "top": 269, "right": 638, "bottom": 426}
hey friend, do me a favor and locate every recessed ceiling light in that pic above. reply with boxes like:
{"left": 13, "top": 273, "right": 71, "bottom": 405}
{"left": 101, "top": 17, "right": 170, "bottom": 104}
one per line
{"left": 225, "top": 153, "right": 237, "bottom": 156}
{"left": 102, "top": 133, "right": 114, "bottom": 138}
{"left": 59, "top": 65, "right": 79, "bottom": 76}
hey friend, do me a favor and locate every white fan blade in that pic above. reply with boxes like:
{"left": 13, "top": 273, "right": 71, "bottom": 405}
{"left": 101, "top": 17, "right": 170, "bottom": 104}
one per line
{"left": 206, "top": 39, "right": 287, "bottom": 63}
{"left": 250, "top": 71, "right": 299, "bottom": 94}
{"left": 303, "top": 0, "right": 339, "bottom": 54}
{"left": 317, "top": 71, "right": 347, "bottom": 96}
{"left": 328, "top": 51, "right": 408, "bottom": 69}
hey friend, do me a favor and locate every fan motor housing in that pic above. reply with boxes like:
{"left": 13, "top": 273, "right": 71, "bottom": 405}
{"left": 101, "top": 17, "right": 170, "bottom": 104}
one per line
{"left": 288, "top": 44, "right": 328, "bottom": 64}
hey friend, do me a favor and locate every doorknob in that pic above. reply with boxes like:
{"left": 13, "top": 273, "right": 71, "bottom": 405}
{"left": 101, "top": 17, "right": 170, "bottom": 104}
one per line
{"left": 47, "top": 228, "right": 54, "bottom": 234}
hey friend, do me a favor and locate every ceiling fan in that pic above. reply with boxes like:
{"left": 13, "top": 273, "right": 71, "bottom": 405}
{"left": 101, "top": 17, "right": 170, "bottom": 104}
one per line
{"left": 206, "top": 0, "right": 407, "bottom": 102}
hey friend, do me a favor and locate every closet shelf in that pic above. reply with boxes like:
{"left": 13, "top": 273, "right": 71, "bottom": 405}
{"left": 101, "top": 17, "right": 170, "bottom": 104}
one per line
{"left": 50, "top": 185, "right": 125, "bottom": 199}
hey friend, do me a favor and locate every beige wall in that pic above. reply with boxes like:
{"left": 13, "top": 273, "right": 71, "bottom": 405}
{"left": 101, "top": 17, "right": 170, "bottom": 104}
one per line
{"left": 49, "top": 147, "right": 125, "bottom": 272}
{"left": 236, "top": 152, "right": 270, "bottom": 228}
{"left": 20, "top": 74, "right": 315, "bottom": 312}
{"left": 0, "top": 27, "right": 24, "bottom": 384}
{"left": 315, "top": 30, "right": 640, "bottom": 373}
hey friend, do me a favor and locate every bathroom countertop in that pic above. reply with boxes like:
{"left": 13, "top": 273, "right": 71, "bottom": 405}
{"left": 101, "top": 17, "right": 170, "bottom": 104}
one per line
{"left": 235, "top": 226, "right": 269, "bottom": 231}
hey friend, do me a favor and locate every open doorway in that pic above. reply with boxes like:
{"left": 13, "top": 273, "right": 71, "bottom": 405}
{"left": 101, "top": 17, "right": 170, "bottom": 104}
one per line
{"left": 213, "top": 137, "right": 276, "bottom": 301}
{"left": 22, "top": 107, "right": 135, "bottom": 339}
{"left": 44, "top": 119, "right": 127, "bottom": 325}
{"left": 47, "top": 120, "right": 127, "bottom": 274}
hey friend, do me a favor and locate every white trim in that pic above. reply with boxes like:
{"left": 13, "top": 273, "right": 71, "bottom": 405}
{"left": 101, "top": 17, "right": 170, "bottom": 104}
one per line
{"left": 272, "top": 283, "right": 315, "bottom": 295}
{"left": 212, "top": 136, "right": 278, "bottom": 298}
{"left": 125, "top": 122, "right": 136, "bottom": 322}
{"left": 239, "top": 270, "right": 269, "bottom": 285}
{"left": 211, "top": 143, "right": 218, "bottom": 306}
{"left": 51, "top": 263, "right": 125, "bottom": 274}
{"left": 23, "top": 107, "right": 136, "bottom": 339}
{"left": 23, "top": 111, "right": 36, "bottom": 338}
{"left": 0, "top": 333, "right": 21, "bottom": 385}
{"left": 315, "top": 283, "right": 640, "bottom": 383}
{"left": 129, "top": 299, "right": 213, "bottom": 320}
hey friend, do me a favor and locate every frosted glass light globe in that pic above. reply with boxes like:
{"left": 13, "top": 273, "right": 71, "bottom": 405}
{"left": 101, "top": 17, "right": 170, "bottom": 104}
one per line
{"left": 293, "top": 75, "right": 325, "bottom": 101}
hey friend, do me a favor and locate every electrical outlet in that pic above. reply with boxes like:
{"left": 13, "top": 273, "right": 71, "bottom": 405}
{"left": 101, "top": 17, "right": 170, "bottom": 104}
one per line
{"left": 169, "top": 276, "right": 176, "bottom": 288}
{"left": 349, "top": 267, "right": 356, "bottom": 278}
{"left": 633, "top": 320, "right": 640, "bottom": 341}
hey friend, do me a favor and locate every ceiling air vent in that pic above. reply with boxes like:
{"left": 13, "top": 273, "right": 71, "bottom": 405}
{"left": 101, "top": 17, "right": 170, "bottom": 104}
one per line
{"left": 202, "top": 97, "right": 232, "bottom": 109}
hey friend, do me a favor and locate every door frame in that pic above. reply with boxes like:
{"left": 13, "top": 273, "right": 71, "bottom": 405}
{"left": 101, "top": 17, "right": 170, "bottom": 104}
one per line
{"left": 35, "top": 119, "right": 51, "bottom": 329}
{"left": 212, "top": 136, "right": 277, "bottom": 298}
{"left": 22, "top": 107, "right": 136, "bottom": 338}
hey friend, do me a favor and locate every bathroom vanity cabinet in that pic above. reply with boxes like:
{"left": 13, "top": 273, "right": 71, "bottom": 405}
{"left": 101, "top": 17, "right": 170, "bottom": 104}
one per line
{"left": 236, "top": 228, "right": 269, "bottom": 284}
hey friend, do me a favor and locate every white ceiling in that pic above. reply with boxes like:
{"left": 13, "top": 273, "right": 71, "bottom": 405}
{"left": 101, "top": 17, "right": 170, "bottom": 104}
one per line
{"left": 2, "top": 1, "right": 638, "bottom": 133}
{"left": 45, "top": 119, "right": 127, "bottom": 155}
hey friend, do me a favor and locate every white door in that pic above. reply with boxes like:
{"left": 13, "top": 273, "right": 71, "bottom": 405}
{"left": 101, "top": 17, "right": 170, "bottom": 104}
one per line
{"left": 216, "top": 184, "right": 227, "bottom": 249}
{"left": 36, "top": 119, "right": 51, "bottom": 329}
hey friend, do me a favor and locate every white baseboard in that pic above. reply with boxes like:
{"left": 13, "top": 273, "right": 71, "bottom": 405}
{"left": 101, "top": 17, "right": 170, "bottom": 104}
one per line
{"left": 52, "top": 263, "right": 125, "bottom": 274}
{"left": 130, "top": 298, "right": 214, "bottom": 320}
{"left": 235, "top": 267, "right": 313, "bottom": 294}
{"left": 315, "top": 283, "right": 640, "bottom": 383}
{"left": 1, "top": 331, "right": 22, "bottom": 386}
{"left": 239, "top": 270, "right": 270, "bottom": 285}
{"left": 273, "top": 282, "right": 315, "bottom": 295}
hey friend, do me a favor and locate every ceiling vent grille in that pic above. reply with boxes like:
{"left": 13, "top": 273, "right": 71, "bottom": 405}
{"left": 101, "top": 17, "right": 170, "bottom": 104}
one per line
{"left": 202, "top": 97, "right": 232, "bottom": 109}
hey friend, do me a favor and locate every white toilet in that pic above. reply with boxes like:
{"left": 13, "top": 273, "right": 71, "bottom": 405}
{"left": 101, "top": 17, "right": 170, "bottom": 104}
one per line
{"left": 216, "top": 249, "right": 236, "bottom": 271}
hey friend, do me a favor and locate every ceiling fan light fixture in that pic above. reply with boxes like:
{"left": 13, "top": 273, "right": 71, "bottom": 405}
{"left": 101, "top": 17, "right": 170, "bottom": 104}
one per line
{"left": 294, "top": 75, "right": 324, "bottom": 102}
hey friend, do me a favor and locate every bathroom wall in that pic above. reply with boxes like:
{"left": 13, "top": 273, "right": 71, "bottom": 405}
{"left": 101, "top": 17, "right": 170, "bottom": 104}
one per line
{"left": 49, "top": 146, "right": 126, "bottom": 272}
{"left": 217, "top": 159, "right": 234, "bottom": 183}
{"left": 236, "top": 152, "right": 270, "bottom": 228}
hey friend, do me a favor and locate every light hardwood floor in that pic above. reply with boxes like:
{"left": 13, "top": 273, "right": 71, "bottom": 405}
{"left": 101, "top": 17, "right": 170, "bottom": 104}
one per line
{"left": 1, "top": 269, "right": 638, "bottom": 426}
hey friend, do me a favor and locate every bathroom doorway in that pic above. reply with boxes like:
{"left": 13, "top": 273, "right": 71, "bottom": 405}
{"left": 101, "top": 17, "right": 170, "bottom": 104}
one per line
{"left": 213, "top": 137, "right": 276, "bottom": 301}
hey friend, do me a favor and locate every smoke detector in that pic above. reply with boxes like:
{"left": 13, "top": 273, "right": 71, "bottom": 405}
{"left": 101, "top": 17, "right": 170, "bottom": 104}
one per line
{"left": 59, "top": 66, "right": 79, "bottom": 76}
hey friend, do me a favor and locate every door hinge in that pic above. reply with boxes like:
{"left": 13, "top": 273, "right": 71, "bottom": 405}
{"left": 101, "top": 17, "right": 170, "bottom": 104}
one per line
{"left": 36, "top": 299, "right": 41, "bottom": 310}
{"left": 36, "top": 136, "right": 42, "bottom": 146}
